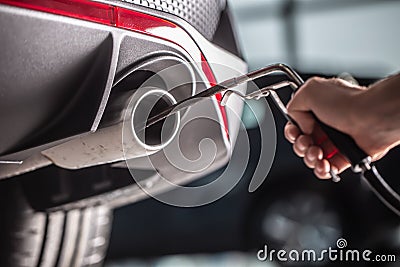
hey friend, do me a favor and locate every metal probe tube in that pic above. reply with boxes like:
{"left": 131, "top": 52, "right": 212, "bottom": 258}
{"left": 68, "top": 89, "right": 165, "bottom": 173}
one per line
{"left": 145, "top": 64, "right": 303, "bottom": 128}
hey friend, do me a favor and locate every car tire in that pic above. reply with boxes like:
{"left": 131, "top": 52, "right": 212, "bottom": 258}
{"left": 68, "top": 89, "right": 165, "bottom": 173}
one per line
{"left": 0, "top": 178, "right": 112, "bottom": 267}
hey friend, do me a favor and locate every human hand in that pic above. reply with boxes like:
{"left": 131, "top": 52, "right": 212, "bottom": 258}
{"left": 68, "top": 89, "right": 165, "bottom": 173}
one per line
{"left": 284, "top": 76, "right": 399, "bottom": 179}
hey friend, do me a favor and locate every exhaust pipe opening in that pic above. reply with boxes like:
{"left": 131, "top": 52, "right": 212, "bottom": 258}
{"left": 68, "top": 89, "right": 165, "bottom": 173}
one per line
{"left": 131, "top": 89, "right": 180, "bottom": 151}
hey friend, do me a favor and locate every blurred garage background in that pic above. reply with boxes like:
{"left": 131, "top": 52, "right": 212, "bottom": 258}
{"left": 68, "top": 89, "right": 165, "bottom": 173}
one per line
{"left": 106, "top": 0, "right": 400, "bottom": 266}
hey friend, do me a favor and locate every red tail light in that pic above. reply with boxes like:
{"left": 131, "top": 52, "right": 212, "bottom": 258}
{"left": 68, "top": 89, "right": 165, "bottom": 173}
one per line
{"left": 0, "top": 0, "right": 115, "bottom": 25}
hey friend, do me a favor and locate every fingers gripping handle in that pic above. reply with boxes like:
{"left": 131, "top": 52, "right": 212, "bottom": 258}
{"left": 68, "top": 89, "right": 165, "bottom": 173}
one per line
{"left": 301, "top": 106, "right": 400, "bottom": 216}
{"left": 273, "top": 64, "right": 371, "bottom": 172}
{"left": 269, "top": 79, "right": 370, "bottom": 179}
{"left": 269, "top": 88, "right": 368, "bottom": 181}
{"left": 314, "top": 117, "right": 370, "bottom": 169}
{"left": 285, "top": 83, "right": 370, "bottom": 176}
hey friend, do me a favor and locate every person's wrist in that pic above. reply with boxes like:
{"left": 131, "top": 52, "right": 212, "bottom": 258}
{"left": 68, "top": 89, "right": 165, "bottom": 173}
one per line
{"left": 350, "top": 87, "right": 391, "bottom": 157}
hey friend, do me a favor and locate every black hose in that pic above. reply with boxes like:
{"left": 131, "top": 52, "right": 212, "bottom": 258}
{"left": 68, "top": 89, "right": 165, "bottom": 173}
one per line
{"left": 361, "top": 165, "right": 400, "bottom": 216}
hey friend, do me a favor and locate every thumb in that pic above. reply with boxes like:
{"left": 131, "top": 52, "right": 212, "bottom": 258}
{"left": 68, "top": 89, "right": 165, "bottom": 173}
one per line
{"left": 287, "top": 77, "right": 326, "bottom": 134}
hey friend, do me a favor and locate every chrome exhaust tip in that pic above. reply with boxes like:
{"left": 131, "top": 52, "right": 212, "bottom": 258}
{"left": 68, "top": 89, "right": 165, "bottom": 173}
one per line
{"left": 128, "top": 87, "right": 180, "bottom": 153}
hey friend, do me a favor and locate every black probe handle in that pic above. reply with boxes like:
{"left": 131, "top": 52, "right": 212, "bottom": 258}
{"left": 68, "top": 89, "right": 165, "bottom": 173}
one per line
{"left": 313, "top": 117, "right": 369, "bottom": 167}
{"left": 316, "top": 116, "right": 400, "bottom": 217}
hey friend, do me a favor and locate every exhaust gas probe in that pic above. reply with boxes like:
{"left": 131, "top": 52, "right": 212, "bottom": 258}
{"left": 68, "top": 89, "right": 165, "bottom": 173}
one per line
{"left": 145, "top": 63, "right": 400, "bottom": 216}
